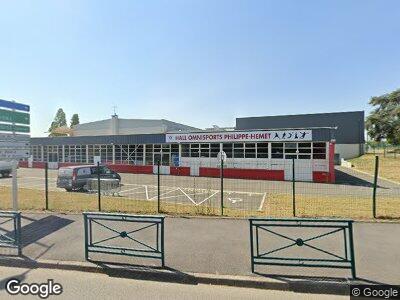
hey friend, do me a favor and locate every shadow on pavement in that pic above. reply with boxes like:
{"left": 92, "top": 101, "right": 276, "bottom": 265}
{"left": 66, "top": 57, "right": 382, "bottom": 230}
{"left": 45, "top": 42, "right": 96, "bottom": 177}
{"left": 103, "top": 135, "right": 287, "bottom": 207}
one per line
{"left": 90, "top": 260, "right": 198, "bottom": 285}
{"left": 254, "top": 272, "right": 387, "bottom": 295}
{"left": 335, "top": 169, "right": 382, "bottom": 188}
{"left": 21, "top": 215, "right": 74, "bottom": 248}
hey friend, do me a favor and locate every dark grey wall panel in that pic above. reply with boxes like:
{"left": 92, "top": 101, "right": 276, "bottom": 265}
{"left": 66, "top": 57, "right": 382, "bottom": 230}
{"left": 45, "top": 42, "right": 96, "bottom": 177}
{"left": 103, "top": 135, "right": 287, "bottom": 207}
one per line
{"left": 236, "top": 111, "right": 364, "bottom": 144}
{"left": 31, "top": 134, "right": 165, "bottom": 146}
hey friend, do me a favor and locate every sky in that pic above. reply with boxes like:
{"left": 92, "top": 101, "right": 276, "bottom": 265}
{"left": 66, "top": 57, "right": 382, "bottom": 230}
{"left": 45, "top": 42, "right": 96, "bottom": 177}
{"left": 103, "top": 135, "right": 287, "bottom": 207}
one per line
{"left": 0, "top": 0, "right": 399, "bottom": 137}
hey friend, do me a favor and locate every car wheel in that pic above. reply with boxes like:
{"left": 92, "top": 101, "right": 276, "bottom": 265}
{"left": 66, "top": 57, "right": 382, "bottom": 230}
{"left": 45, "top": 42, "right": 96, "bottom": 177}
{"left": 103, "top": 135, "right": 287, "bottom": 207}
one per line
{"left": 65, "top": 188, "right": 72, "bottom": 192}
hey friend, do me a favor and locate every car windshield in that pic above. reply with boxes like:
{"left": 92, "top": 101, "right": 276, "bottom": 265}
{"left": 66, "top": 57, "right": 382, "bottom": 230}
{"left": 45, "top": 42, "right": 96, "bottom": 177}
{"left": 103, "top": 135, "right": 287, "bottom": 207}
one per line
{"left": 58, "top": 168, "right": 73, "bottom": 177}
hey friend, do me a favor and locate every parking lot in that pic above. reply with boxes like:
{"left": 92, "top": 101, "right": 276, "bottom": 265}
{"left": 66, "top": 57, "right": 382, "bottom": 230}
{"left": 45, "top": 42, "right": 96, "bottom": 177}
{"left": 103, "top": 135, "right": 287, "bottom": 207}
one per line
{"left": 0, "top": 167, "right": 399, "bottom": 218}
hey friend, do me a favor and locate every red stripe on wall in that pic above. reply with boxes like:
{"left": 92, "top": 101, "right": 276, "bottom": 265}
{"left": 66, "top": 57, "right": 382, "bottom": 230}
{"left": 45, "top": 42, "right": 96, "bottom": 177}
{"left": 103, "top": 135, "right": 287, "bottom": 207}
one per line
{"left": 107, "top": 164, "right": 153, "bottom": 174}
{"left": 18, "top": 161, "right": 28, "bottom": 168}
{"left": 32, "top": 162, "right": 46, "bottom": 169}
{"left": 312, "top": 171, "right": 330, "bottom": 183}
{"left": 170, "top": 167, "right": 190, "bottom": 176}
{"left": 200, "top": 167, "right": 285, "bottom": 181}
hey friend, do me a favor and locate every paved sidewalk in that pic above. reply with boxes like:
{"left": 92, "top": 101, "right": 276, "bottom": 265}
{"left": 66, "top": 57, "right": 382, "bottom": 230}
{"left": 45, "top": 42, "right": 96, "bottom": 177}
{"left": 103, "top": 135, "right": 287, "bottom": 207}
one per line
{"left": 0, "top": 265, "right": 346, "bottom": 300}
{"left": 2, "top": 213, "right": 400, "bottom": 285}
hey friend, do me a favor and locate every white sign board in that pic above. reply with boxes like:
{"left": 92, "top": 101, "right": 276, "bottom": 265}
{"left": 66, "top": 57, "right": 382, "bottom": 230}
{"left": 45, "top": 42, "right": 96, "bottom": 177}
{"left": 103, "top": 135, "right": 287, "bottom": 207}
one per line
{"left": 0, "top": 148, "right": 30, "bottom": 159}
{"left": 0, "top": 133, "right": 30, "bottom": 142}
{"left": 166, "top": 130, "right": 312, "bottom": 143}
{"left": 0, "top": 141, "right": 30, "bottom": 148}
{"left": 0, "top": 133, "right": 30, "bottom": 160}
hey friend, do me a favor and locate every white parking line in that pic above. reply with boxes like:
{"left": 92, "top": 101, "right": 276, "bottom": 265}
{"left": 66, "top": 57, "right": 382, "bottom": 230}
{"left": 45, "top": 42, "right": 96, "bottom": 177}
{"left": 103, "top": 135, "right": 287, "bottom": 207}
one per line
{"left": 258, "top": 192, "right": 267, "bottom": 211}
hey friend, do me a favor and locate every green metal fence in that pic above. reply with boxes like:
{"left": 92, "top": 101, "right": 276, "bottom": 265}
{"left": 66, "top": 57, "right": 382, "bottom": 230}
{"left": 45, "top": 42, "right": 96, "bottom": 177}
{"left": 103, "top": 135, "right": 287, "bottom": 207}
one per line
{"left": 83, "top": 212, "right": 165, "bottom": 267}
{"left": 249, "top": 218, "right": 356, "bottom": 278}
{"left": 0, "top": 211, "right": 22, "bottom": 256}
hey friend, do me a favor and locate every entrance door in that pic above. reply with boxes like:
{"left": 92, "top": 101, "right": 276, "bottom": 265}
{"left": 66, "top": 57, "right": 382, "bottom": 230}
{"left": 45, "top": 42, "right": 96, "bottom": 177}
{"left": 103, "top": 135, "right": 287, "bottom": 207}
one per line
{"left": 153, "top": 152, "right": 170, "bottom": 166}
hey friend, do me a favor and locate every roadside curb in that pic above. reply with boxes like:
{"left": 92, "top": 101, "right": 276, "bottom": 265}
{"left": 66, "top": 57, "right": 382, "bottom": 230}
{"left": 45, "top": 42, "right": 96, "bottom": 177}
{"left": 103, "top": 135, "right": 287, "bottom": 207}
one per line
{"left": 0, "top": 257, "right": 351, "bottom": 295}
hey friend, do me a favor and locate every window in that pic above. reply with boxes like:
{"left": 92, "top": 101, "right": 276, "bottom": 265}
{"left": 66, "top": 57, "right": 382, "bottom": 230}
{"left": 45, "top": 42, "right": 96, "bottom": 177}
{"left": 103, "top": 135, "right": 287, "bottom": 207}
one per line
{"left": 87, "top": 145, "right": 94, "bottom": 163}
{"left": 114, "top": 145, "right": 122, "bottom": 163}
{"left": 58, "top": 146, "right": 63, "bottom": 163}
{"left": 284, "top": 143, "right": 297, "bottom": 159}
{"left": 244, "top": 143, "right": 256, "bottom": 158}
{"left": 181, "top": 144, "right": 190, "bottom": 157}
{"left": 298, "top": 142, "right": 311, "bottom": 159}
{"left": 190, "top": 144, "right": 200, "bottom": 157}
{"left": 223, "top": 143, "right": 233, "bottom": 158}
{"left": 313, "top": 142, "right": 326, "bottom": 159}
{"left": 271, "top": 143, "right": 283, "bottom": 158}
{"left": 210, "top": 143, "right": 220, "bottom": 157}
{"left": 145, "top": 144, "right": 153, "bottom": 165}
{"left": 135, "top": 145, "right": 144, "bottom": 165}
{"left": 154, "top": 144, "right": 161, "bottom": 153}
{"left": 121, "top": 145, "right": 129, "bottom": 162}
{"left": 107, "top": 145, "right": 113, "bottom": 163}
{"left": 77, "top": 167, "right": 91, "bottom": 176}
{"left": 233, "top": 143, "right": 244, "bottom": 158}
{"left": 200, "top": 144, "right": 210, "bottom": 157}
{"left": 32, "top": 145, "right": 42, "bottom": 161}
{"left": 256, "top": 143, "right": 268, "bottom": 158}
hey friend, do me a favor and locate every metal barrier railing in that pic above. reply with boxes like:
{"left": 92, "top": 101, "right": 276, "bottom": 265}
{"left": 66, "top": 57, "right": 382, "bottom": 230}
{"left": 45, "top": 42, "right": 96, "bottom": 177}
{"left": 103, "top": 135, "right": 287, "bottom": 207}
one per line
{"left": 0, "top": 211, "right": 22, "bottom": 255}
{"left": 249, "top": 218, "right": 356, "bottom": 278}
{"left": 83, "top": 212, "right": 165, "bottom": 266}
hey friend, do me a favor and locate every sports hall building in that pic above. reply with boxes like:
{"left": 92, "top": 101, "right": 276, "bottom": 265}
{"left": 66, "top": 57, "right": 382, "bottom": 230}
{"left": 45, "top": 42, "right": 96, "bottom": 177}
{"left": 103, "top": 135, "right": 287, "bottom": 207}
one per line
{"left": 25, "top": 111, "right": 365, "bottom": 183}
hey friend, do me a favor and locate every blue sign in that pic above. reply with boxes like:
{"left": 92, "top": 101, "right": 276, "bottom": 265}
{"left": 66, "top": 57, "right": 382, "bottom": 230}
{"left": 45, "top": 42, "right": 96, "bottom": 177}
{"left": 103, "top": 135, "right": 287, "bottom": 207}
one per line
{"left": 172, "top": 154, "right": 180, "bottom": 167}
{"left": 0, "top": 99, "right": 30, "bottom": 112}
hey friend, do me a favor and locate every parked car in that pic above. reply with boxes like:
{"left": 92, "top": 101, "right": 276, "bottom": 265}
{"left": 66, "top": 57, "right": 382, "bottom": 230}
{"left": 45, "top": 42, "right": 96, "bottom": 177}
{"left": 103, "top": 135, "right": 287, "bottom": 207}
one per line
{"left": 0, "top": 161, "right": 13, "bottom": 178}
{"left": 56, "top": 165, "right": 121, "bottom": 192}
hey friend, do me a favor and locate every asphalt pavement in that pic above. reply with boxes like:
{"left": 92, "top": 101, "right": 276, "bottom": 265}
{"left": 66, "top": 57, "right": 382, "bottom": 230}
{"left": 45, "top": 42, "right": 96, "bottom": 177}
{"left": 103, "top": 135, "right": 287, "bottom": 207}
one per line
{"left": 0, "top": 266, "right": 346, "bottom": 300}
{"left": 1, "top": 212, "right": 398, "bottom": 285}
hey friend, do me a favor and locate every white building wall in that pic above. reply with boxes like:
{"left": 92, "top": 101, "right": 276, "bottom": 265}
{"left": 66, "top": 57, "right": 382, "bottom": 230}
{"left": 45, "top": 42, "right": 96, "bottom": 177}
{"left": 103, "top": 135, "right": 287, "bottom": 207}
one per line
{"left": 335, "top": 144, "right": 362, "bottom": 159}
{"left": 179, "top": 157, "right": 328, "bottom": 182}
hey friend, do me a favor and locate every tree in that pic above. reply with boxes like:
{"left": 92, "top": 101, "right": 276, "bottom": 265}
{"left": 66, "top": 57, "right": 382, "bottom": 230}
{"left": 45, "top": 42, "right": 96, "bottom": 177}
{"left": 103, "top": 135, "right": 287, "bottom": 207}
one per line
{"left": 48, "top": 108, "right": 67, "bottom": 136}
{"left": 70, "top": 114, "right": 80, "bottom": 127}
{"left": 366, "top": 88, "right": 400, "bottom": 145}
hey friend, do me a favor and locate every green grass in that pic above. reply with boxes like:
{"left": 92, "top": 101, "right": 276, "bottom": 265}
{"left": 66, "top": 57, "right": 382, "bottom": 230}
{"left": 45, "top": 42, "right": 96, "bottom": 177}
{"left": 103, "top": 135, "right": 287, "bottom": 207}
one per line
{"left": 349, "top": 154, "right": 400, "bottom": 183}
{"left": 1, "top": 186, "right": 399, "bottom": 220}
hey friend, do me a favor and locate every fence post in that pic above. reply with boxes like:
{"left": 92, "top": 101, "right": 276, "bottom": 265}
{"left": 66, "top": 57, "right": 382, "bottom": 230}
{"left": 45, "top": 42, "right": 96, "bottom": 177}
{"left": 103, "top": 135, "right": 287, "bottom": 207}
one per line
{"left": 16, "top": 212, "right": 22, "bottom": 256}
{"left": 348, "top": 221, "right": 357, "bottom": 279}
{"left": 372, "top": 155, "right": 379, "bottom": 218}
{"left": 292, "top": 158, "right": 296, "bottom": 217}
{"left": 97, "top": 162, "right": 101, "bottom": 211}
{"left": 45, "top": 162, "right": 49, "bottom": 210}
{"left": 220, "top": 159, "right": 224, "bottom": 216}
{"left": 83, "top": 214, "right": 88, "bottom": 260}
{"left": 249, "top": 220, "right": 254, "bottom": 273}
{"left": 157, "top": 160, "right": 161, "bottom": 213}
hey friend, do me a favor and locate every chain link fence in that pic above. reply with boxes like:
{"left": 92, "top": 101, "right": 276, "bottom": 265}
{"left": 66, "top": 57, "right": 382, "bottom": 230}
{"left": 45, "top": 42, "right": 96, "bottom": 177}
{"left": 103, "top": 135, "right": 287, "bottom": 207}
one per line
{"left": 1, "top": 156, "right": 399, "bottom": 220}
{"left": 365, "top": 143, "right": 400, "bottom": 159}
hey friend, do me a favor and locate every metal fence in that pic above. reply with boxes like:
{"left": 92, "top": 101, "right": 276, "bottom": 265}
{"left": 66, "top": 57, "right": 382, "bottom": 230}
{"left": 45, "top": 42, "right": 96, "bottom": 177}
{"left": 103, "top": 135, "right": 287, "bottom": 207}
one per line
{"left": 249, "top": 218, "right": 356, "bottom": 278}
{"left": 1, "top": 156, "right": 399, "bottom": 220}
{"left": 365, "top": 143, "right": 400, "bottom": 158}
{"left": 0, "top": 211, "right": 22, "bottom": 255}
{"left": 83, "top": 212, "right": 164, "bottom": 266}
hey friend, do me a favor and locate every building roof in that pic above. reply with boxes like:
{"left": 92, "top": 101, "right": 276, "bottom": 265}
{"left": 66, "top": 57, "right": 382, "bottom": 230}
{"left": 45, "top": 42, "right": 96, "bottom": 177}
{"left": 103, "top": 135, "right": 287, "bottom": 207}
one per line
{"left": 71, "top": 116, "right": 201, "bottom": 136}
{"left": 236, "top": 111, "right": 364, "bottom": 144}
